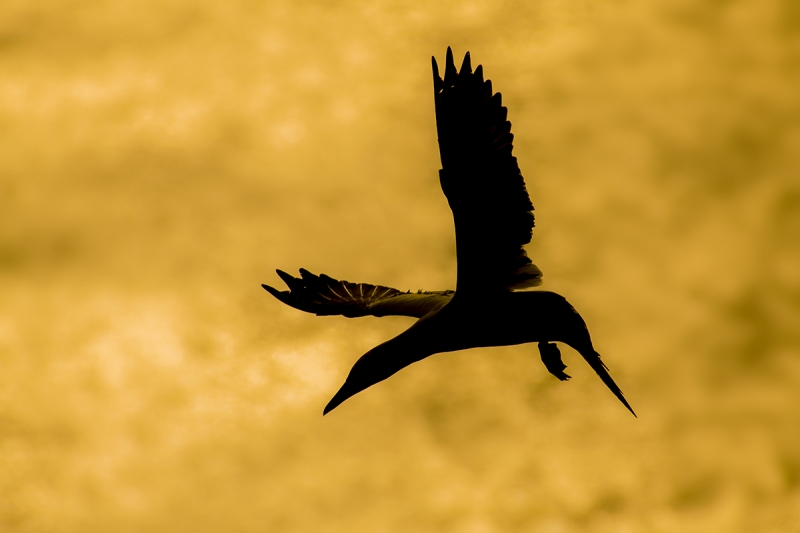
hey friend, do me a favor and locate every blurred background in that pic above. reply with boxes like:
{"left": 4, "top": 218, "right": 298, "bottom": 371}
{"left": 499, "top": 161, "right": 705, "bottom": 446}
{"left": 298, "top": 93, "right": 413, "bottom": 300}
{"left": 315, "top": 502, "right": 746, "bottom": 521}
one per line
{"left": 1, "top": 0, "right": 799, "bottom": 531}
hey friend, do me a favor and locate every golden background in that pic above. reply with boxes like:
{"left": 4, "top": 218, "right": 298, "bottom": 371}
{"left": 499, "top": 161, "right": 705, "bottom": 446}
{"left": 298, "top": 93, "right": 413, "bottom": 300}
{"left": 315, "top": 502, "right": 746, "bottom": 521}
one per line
{"left": 2, "top": 0, "right": 799, "bottom": 531}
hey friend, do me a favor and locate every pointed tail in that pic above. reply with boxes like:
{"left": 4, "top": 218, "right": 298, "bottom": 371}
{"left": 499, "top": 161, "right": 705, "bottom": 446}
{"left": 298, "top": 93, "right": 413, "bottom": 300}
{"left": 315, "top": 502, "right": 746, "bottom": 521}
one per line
{"left": 581, "top": 350, "right": 637, "bottom": 417}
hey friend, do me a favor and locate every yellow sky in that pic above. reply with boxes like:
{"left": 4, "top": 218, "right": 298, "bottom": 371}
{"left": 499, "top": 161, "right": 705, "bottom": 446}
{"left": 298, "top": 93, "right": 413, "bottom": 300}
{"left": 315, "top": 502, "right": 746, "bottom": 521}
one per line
{"left": 1, "top": 1, "right": 799, "bottom": 531}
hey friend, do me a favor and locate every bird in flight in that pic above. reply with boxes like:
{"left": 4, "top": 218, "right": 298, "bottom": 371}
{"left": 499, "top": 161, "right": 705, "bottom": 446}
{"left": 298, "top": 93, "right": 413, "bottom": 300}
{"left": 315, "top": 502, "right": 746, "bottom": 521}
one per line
{"left": 263, "top": 48, "right": 636, "bottom": 417}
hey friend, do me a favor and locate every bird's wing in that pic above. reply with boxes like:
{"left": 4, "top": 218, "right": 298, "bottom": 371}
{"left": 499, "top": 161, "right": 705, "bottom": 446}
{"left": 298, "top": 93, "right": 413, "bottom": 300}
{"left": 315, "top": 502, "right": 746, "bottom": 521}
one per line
{"left": 262, "top": 269, "right": 453, "bottom": 319}
{"left": 433, "top": 48, "right": 542, "bottom": 293}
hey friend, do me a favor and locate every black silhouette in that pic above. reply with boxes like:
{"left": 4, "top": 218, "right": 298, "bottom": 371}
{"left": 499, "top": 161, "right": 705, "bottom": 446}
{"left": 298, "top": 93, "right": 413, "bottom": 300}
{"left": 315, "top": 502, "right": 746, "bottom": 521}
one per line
{"left": 263, "top": 48, "right": 636, "bottom": 417}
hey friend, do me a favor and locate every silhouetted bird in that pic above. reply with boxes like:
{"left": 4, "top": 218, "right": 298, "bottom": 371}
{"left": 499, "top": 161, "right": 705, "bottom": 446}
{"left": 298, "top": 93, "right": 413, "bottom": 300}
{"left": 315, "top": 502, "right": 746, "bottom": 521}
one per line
{"left": 263, "top": 48, "right": 636, "bottom": 417}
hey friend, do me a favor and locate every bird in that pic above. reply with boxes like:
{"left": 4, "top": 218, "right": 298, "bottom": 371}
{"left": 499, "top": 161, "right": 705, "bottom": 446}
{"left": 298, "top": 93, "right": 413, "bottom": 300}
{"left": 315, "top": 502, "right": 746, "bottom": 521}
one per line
{"left": 262, "top": 48, "right": 636, "bottom": 417}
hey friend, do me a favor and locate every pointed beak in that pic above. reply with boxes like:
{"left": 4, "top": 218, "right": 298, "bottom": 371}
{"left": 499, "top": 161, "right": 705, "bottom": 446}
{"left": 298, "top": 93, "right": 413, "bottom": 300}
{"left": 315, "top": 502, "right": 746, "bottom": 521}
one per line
{"left": 322, "top": 384, "right": 354, "bottom": 415}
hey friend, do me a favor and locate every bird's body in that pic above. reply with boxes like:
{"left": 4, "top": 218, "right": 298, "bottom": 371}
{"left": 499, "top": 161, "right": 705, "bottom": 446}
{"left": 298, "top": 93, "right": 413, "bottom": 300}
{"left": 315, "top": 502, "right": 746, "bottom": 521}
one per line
{"left": 320, "top": 290, "right": 627, "bottom": 415}
{"left": 263, "top": 48, "right": 636, "bottom": 417}
{"left": 402, "top": 291, "right": 581, "bottom": 353}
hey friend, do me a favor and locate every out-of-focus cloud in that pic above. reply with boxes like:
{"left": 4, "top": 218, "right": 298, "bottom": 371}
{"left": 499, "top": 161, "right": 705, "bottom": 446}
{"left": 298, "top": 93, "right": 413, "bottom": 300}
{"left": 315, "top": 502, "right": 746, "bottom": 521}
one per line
{"left": 1, "top": 0, "right": 799, "bottom": 531}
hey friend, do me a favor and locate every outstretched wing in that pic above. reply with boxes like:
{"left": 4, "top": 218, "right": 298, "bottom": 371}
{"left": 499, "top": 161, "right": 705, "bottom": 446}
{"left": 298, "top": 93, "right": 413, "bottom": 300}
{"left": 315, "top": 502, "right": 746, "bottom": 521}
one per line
{"left": 262, "top": 269, "right": 453, "bottom": 319}
{"left": 433, "top": 48, "right": 542, "bottom": 293}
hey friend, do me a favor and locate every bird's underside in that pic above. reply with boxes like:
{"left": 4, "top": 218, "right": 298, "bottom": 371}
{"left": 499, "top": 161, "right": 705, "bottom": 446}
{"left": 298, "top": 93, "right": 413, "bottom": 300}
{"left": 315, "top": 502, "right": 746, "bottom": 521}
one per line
{"left": 262, "top": 48, "right": 636, "bottom": 418}
{"left": 264, "top": 269, "right": 568, "bottom": 379}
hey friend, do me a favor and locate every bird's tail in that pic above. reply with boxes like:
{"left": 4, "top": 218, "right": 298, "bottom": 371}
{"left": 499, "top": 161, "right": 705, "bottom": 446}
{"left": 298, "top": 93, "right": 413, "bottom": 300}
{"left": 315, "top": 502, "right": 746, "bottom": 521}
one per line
{"left": 579, "top": 349, "right": 637, "bottom": 417}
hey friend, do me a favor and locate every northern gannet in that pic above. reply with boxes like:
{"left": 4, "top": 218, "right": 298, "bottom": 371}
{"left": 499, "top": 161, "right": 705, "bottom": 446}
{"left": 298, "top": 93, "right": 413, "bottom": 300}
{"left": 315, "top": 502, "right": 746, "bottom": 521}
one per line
{"left": 263, "top": 48, "right": 636, "bottom": 417}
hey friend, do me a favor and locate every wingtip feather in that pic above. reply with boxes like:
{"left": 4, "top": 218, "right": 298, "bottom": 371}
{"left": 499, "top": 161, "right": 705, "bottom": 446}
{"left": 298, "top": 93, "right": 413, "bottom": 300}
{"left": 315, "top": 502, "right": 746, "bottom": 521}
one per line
{"left": 432, "top": 56, "right": 443, "bottom": 92}
{"left": 298, "top": 268, "right": 318, "bottom": 282}
{"left": 261, "top": 283, "right": 279, "bottom": 296}
{"left": 460, "top": 51, "right": 472, "bottom": 74}
{"left": 444, "top": 47, "right": 457, "bottom": 83}
{"left": 276, "top": 269, "right": 296, "bottom": 287}
{"left": 475, "top": 64, "right": 484, "bottom": 82}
